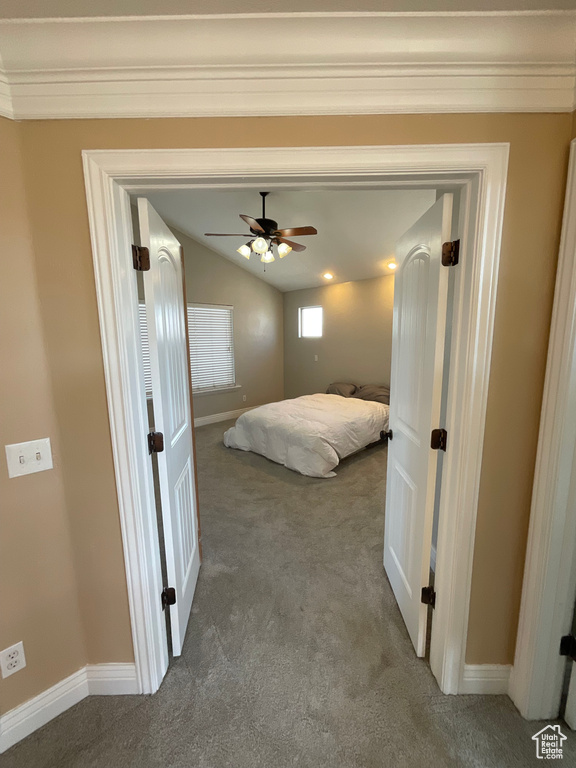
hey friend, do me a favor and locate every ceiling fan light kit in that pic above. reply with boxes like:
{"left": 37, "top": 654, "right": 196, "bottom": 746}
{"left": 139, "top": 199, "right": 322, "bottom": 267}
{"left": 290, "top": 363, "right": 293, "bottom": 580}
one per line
{"left": 252, "top": 236, "right": 269, "bottom": 255}
{"left": 236, "top": 243, "right": 252, "bottom": 259}
{"left": 205, "top": 191, "right": 317, "bottom": 266}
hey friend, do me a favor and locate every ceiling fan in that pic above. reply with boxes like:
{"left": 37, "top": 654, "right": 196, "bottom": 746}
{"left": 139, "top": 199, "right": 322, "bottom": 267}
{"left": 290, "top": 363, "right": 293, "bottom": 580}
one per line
{"left": 204, "top": 191, "right": 317, "bottom": 263}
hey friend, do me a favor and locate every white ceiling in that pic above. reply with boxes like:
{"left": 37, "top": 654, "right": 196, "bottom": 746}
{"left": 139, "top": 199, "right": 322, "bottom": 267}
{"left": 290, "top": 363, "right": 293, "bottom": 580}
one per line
{"left": 1, "top": 1, "right": 573, "bottom": 18}
{"left": 140, "top": 188, "right": 437, "bottom": 293}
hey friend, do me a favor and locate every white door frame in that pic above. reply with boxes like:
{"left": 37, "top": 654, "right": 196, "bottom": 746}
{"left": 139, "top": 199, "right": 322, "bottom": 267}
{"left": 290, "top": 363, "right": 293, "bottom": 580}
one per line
{"left": 509, "top": 139, "right": 576, "bottom": 720}
{"left": 82, "top": 143, "right": 509, "bottom": 695}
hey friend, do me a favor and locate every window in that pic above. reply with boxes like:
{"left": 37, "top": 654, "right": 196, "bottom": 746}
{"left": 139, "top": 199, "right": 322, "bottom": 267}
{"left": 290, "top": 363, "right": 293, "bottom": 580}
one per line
{"left": 298, "top": 306, "right": 323, "bottom": 338}
{"left": 138, "top": 302, "right": 236, "bottom": 396}
{"left": 187, "top": 303, "right": 235, "bottom": 392}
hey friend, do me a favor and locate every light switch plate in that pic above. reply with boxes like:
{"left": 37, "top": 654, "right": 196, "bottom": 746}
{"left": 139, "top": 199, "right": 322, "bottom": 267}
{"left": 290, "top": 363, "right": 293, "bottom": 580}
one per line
{"left": 5, "top": 438, "right": 53, "bottom": 478}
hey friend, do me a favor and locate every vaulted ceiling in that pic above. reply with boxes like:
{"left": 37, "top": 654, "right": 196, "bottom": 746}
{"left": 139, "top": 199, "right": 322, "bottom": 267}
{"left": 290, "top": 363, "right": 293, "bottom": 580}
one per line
{"left": 141, "top": 188, "right": 437, "bottom": 292}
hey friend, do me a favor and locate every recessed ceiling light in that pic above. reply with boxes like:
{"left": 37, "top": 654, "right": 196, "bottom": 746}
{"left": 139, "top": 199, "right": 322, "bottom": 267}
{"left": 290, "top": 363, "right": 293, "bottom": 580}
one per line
{"left": 323, "top": 272, "right": 334, "bottom": 280}
{"left": 388, "top": 261, "right": 397, "bottom": 271}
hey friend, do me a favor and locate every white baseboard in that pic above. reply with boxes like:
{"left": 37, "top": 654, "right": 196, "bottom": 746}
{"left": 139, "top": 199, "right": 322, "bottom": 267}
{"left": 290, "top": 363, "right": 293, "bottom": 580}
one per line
{"left": 0, "top": 663, "right": 137, "bottom": 754}
{"left": 0, "top": 668, "right": 88, "bottom": 754}
{"left": 194, "top": 406, "right": 253, "bottom": 427}
{"left": 85, "top": 663, "right": 139, "bottom": 696}
{"left": 460, "top": 664, "right": 511, "bottom": 695}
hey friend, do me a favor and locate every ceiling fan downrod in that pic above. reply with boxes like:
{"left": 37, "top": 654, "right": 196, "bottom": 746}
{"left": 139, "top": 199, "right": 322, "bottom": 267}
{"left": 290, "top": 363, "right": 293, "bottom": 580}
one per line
{"left": 260, "top": 191, "right": 269, "bottom": 220}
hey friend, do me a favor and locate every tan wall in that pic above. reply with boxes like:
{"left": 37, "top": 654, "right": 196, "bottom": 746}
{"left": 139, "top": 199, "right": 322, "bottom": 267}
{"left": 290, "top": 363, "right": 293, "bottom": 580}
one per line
{"left": 0, "top": 119, "right": 86, "bottom": 713}
{"left": 284, "top": 277, "right": 394, "bottom": 399}
{"left": 1, "top": 112, "right": 571, "bottom": 713}
{"left": 177, "top": 229, "right": 284, "bottom": 418}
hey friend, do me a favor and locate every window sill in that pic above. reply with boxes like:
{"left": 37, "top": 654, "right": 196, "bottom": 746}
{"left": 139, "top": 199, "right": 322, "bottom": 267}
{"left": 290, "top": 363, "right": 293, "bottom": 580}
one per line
{"left": 192, "top": 384, "right": 241, "bottom": 397}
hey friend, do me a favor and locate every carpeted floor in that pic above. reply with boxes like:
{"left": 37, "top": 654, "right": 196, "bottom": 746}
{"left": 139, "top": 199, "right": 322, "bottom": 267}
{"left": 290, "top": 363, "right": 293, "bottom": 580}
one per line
{"left": 3, "top": 420, "right": 574, "bottom": 767}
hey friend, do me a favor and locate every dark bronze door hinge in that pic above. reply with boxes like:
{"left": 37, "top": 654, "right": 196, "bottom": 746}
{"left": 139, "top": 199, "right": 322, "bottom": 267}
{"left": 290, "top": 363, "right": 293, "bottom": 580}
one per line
{"left": 421, "top": 585, "right": 436, "bottom": 609}
{"left": 132, "top": 244, "right": 150, "bottom": 271}
{"left": 431, "top": 428, "right": 447, "bottom": 451}
{"left": 161, "top": 587, "right": 176, "bottom": 610}
{"left": 560, "top": 634, "right": 576, "bottom": 662}
{"left": 380, "top": 429, "right": 393, "bottom": 441}
{"left": 442, "top": 239, "right": 460, "bottom": 267}
{"left": 148, "top": 431, "right": 164, "bottom": 454}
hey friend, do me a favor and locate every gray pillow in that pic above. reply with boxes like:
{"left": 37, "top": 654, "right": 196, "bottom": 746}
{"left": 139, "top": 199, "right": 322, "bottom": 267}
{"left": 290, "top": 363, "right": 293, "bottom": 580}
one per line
{"left": 326, "top": 382, "right": 357, "bottom": 398}
{"left": 353, "top": 384, "right": 390, "bottom": 405}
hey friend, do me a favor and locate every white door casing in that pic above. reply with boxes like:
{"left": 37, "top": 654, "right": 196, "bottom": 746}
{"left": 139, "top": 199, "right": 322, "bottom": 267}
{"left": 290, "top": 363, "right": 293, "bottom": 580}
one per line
{"left": 138, "top": 199, "right": 201, "bottom": 657}
{"left": 384, "top": 195, "right": 452, "bottom": 656}
{"left": 82, "top": 144, "right": 508, "bottom": 696}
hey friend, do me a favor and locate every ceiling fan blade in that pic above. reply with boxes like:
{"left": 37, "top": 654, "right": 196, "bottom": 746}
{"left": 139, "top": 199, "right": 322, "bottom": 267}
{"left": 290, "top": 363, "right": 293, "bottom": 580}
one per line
{"left": 276, "top": 237, "right": 306, "bottom": 253}
{"left": 204, "top": 233, "right": 252, "bottom": 237}
{"left": 275, "top": 226, "right": 317, "bottom": 237}
{"left": 239, "top": 214, "right": 265, "bottom": 233}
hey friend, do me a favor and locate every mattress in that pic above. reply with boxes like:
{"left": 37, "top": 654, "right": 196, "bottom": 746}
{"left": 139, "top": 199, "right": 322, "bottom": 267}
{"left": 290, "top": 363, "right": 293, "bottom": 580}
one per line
{"left": 223, "top": 393, "right": 389, "bottom": 478}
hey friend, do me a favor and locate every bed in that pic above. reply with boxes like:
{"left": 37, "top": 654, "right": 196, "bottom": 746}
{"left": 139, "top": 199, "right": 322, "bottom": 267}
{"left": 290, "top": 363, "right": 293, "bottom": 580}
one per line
{"left": 223, "top": 388, "right": 390, "bottom": 478}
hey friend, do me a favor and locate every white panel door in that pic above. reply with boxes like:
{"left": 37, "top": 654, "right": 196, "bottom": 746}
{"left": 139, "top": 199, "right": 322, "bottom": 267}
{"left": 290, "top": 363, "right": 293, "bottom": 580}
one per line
{"left": 566, "top": 662, "right": 576, "bottom": 729}
{"left": 138, "top": 198, "right": 201, "bottom": 657}
{"left": 565, "top": 598, "right": 576, "bottom": 728}
{"left": 384, "top": 194, "right": 453, "bottom": 656}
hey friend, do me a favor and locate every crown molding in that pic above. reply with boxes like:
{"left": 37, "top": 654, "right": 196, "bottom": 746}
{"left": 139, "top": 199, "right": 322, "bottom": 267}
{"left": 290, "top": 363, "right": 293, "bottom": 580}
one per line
{"left": 2, "top": 9, "right": 576, "bottom": 22}
{"left": 0, "top": 72, "right": 12, "bottom": 118}
{"left": 0, "top": 13, "right": 575, "bottom": 119}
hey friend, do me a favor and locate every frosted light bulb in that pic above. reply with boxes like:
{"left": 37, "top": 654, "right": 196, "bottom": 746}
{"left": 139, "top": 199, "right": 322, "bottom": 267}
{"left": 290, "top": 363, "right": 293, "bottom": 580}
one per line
{"left": 277, "top": 242, "right": 292, "bottom": 258}
{"left": 237, "top": 244, "right": 251, "bottom": 259}
{"left": 323, "top": 272, "right": 333, "bottom": 280}
{"left": 388, "top": 261, "right": 397, "bottom": 270}
{"left": 261, "top": 251, "right": 275, "bottom": 263}
{"left": 252, "top": 237, "right": 269, "bottom": 255}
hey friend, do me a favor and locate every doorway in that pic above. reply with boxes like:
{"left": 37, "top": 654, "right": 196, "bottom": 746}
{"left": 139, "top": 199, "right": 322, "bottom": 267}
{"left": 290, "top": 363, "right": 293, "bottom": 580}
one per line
{"left": 136, "top": 186, "right": 452, "bottom": 669}
{"left": 83, "top": 143, "right": 509, "bottom": 696}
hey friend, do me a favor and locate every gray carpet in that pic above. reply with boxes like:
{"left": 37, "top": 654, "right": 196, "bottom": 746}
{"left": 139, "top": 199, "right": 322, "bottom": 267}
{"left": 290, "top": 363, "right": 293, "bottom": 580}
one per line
{"left": 4, "top": 420, "right": 574, "bottom": 767}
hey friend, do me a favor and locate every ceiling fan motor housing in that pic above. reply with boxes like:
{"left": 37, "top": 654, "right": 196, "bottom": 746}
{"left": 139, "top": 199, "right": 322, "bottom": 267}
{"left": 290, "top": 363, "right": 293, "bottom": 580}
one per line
{"left": 251, "top": 218, "right": 278, "bottom": 236}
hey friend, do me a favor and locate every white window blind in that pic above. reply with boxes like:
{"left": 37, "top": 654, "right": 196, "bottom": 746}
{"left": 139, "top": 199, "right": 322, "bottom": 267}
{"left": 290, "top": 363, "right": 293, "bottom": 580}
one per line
{"left": 187, "top": 303, "right": 235, "bottom": 392}
{"left": 138, "top": 302, "right": 235, "bottom": 396}
{"left": 138, "top": 303, "right": 153, "bottom": 396}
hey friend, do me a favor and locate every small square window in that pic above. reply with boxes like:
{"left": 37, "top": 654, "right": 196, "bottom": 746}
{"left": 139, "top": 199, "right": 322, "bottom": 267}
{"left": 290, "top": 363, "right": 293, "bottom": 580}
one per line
{"left": 299, "top": 306, "right": 323, "bottom": 338}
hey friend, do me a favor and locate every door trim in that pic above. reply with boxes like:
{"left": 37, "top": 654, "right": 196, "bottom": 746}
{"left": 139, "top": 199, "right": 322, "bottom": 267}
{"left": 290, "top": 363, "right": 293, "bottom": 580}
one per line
{"left": 509, "top": 139, "right": 576, "bottom": 719}
{"left": 82, "top": 143, "right": 509, "bottom": 695}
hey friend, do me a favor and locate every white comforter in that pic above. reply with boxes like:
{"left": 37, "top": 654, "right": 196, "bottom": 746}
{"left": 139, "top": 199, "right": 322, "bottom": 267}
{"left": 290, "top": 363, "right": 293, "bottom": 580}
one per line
{"left": 223, "top": 393, "right": 389, "bottom": 478}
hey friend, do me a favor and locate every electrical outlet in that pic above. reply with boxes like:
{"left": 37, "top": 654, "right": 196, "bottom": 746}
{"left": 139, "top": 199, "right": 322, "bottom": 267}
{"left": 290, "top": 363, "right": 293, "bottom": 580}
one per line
{"left": 242, "top": 395, "right": 247, "bottom": 402}
{"left": 0, "top": 641, "right": 26, "bottom": 678}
